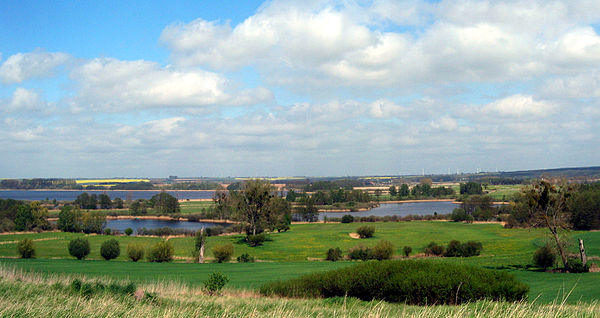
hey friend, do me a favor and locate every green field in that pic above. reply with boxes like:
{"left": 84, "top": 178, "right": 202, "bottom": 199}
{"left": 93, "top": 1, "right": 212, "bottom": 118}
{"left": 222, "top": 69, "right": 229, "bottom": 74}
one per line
{"left": 1, "top": 221, "right": 599, "bottom": 305}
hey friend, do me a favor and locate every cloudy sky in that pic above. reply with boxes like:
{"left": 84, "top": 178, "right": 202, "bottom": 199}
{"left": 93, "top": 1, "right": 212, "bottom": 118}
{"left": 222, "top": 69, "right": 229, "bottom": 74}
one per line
{"left": 1, "top": 0, "right": 599, "bottom": 178}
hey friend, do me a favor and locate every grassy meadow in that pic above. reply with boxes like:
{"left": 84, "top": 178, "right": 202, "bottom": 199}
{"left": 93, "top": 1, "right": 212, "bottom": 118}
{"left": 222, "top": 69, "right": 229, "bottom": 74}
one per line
{"left": 1, "top": 221, "right": 599, "bottom": 305}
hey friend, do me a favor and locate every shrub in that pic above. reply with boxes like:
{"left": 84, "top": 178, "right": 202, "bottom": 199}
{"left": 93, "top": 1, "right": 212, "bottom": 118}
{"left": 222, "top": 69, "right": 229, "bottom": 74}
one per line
{"left": 17, "top": 238, "right": 35, "bottom": 258}
{"left": 568, "top": 258, "right": 589, "bottom": 273}
{"left": 260, "top": 260, "right": 529, "bottom": 305}
{"left": 341, "top": 214, "right": 354, "bottom": 223}
{"left": 127, "top": 243, "right": 145, "bottom": 262}
{"left": 326, "top": 247, "right": 343, "bottom": 261}
{"left": 462, "top": 241, "right": 483, "bottom": 257}
{"left": 372, "top": 240, "right": 394, "bottom": 260}
{"left": 356, "top": 226, "right": 375, "bottom": 238}
{"left": 212, "top": 243, "right": 234, "bottom": 263}
{"left": 68, "top": 238, "right": 90, "bottom": 260}
{"left": 237, "top": 253, "right": 255, "bottom": 263}
{"left": 348, "top": 245, "right": 373, "bottom": 261}
{"left": 403, "top": 246, "right": 412, "bottom": 257}
{"left": 100, "top": 239, "right": 120, "bottom": 260}
{"left": 104, "top": 228, "right": 111, "bottom": 235}
{"left": 147, "top": 240, "right": 174, "bottom": 262}
{"left": 204, "top": 272, "right": 229, "bottom": 295}
{"left": 124, "top": 228, "right": 133, "bottom": 236}
{"left": 424, "top": 242, "right": 444, "bottom": 256}
{"left": 206, "top": 226, "right": 224, "bottom": 236}
{"left": 246, "top": 233, "right": 267, "bottom": 247}
{"left": 450, "top": 208, "right": 467, "bottom": 222}
{"left": 532, "top": 245, "right": 555, "bottom": 269}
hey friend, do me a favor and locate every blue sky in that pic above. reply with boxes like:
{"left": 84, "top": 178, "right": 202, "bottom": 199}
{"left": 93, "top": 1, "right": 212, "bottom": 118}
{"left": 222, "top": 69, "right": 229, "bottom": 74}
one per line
{"left": 1, "top": 0, "right": 600, "bottom": 178}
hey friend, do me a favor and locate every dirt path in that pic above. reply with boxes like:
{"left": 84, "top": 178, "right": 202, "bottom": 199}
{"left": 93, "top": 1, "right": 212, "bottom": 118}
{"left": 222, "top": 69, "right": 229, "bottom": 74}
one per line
{"left": 0, "top": 237, "right": 61, "bottom": 245}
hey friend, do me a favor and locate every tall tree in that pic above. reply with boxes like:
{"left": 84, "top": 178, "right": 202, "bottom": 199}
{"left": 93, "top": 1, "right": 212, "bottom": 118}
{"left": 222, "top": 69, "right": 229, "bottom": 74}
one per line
{"left": 522, "top": 180, "right": 573, "bottom": 270}
{"left": 150, "top": 192, "right": 180, "bottom": 214}
{"left": 230, "top": 179, "right": 274, "bottom": 235}
{"left": 388, "top": 185, "right": 397, "bottom": 197}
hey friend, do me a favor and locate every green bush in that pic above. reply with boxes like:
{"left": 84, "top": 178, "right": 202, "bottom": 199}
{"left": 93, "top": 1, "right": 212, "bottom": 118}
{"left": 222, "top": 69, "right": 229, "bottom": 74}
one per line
{"left": 204, "top": 272, "right": 229, "bottom": 295}
{"left": 372, "top": 240, "right": 394, "bottom": 260}
{"left": 104, "top": 228, "right": 111, "bottom": 235}
{"left": 326, "top": 247, "right": 343, "bottom": 261}
{"left": 70, "top": 279, "right": 137, "bottom": 297}
{"left": 147, "top": 240, "right": 174, "bottom": 262}
{"left": 568, "top": 258, "right": 589, "bottom": 273}
{"left": 532, "top": 245, "right": 555, "bottom": 269}
{"left": 260, "top": 260, "right": 529, "bottom": 305}
{"left": 100, "top": 239, "right": 120, "bottom": 260}
{"left": 212, "top": 243, "right": 234, "bottom": 263}
{"left": 17, "top": 238, "right": 35, "bottom": 258}
{"left": 124, "top": 228, "right": 133, "bottom": 236}
{"left": 444, "top": 240, "right": 482, "bottom": 257}
{"left": 348, "top": 244, "right": 373, "bottom": 261}
{"left": 127, "top": 243, "right": 145, "bottom": 262}
{"left": 341, "top": 215, "right": 354, "bottom": 223}
{"left": 237, "top": 253, "right": 255, "bottom": 263}
{"left": 246, "top": 233, "right": 267, "bottom": 247}
{"left": 403, "top": 246, "right": 412, "bottom": 257}
{"left": 356, "top": 226, "right": 375, "bottom": 238}
{"left": 424, "top": 242, "right": 445, "bottom": 256}
{"left": 68, "top": 238, "right": 90, "bottom": 260}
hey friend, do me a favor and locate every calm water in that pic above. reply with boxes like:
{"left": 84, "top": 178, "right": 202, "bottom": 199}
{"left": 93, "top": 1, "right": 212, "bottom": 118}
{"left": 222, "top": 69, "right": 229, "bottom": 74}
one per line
{"left": 318, "top": 201, "right": 458, "bottom": 220}
{"left": 105, "top": 219, "right": 227, "bottom": 234}
{"left": 0, "top": 190, "right": 216, "bottom": 201}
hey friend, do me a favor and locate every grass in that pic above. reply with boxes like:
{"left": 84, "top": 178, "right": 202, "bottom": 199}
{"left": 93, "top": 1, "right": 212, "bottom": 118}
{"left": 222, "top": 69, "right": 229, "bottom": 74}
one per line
{"left": 485, "top": 184, "right": 522, "bottom": 201}
{"left": 0, "top": 264, "right": 597, "bottom": 317}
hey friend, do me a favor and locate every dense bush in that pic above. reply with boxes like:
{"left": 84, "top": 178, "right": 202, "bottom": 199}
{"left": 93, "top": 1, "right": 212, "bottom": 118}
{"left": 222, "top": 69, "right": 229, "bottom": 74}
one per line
{"left": 356, "top": 226, "right": 375, "bottom": 238}
{"left": 204, "top": 272, "right": 229, "bottom": 295}
{"left": 341, "top": 215, "right": 354, "bottom": 223}
{"left": 568, "top": 258, "right": 589, "bottom": 273}
{"left": 326, "top": 247, "right": 343, "bottom": 261}
{"left": 444, "top": 240, "right": 483, "bottom": 257}
{"left": 348, "top": 245, "right": 373, "bottom": 261}
{"left": 372, "top": 240, "right": 394, "bottom": 260}
{"left": 237, "top": 253, "right": 255, "bottom": 263}
{"left": 246, "top": 233, "right": 267, "bottom": 247}
{"left": 403, "top": 246, "right": 412, "bottom": 257}
{"left": 260, "top": 260, "right": 529, "bottom": 305}
{"left": 127, "top": 243, "right": 145, "bottom": 262}
{"left": 68, "top": 238, "right": 90, "bottom": 260}
{"left": 100, "top": 239, "right": 120, "bottom": 260}
{"left": 104, "top": 228, "right": 111, "bottom": 235}
{"left": 212, "top": 243, "right": 234, "bottom": 263}
{"left": 147, "top": 240, "right": 174, "bottom": 262}
{"left": 17, "top": 238, "right": 35, "bottom": 258}
{"left": 124, "top": 228, "right": 133, "bottom": 236}
{"left": 424, "top": 242, "right": 445, "bottom": 256}
{"left": 206, "top": 226, "right": 224, "bottom": 236}
{"left": 533, "top": 245, "right": 555, "bottom": 269}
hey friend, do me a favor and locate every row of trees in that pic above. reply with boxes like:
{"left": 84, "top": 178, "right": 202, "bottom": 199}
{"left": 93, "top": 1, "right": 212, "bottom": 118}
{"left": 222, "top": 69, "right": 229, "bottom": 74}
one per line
{"left": 57, "top": 206, "right": 106, "bottom": 233}
{"left": 0, "top": 199, "right": 52, "bottom": 232}
{"left": 74, "top": 193, "right": 124, "bottom": 210}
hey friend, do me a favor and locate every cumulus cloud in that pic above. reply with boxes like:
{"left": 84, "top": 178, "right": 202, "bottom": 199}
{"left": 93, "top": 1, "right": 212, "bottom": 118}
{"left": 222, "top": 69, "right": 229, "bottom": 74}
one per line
{"left": 70, "top": 58, "right": 272, "bottom": 111}
{"left": 159, "top": 0, "right": 600, "bottom": 90}
{"left": 0, "top": 50, "right": 71, "bottom": 84}
{"left": 482, "top": 95, "right": 557, "bottom": 117}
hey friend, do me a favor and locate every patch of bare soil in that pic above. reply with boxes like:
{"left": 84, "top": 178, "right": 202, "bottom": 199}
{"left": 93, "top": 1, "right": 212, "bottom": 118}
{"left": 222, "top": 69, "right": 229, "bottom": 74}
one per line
{"left": 349, "top": 233, "right": 360, "bottom": 239}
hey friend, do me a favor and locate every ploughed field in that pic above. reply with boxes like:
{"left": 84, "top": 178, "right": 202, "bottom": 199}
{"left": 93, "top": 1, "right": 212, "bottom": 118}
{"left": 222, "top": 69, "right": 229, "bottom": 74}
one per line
{"left": 1, "top": 221, "right": 599, "bottom": 305}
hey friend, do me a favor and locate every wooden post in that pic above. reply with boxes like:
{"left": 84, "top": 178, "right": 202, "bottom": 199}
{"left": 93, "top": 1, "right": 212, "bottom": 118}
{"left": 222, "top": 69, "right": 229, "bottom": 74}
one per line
{"left": 579, "top": 238, "right": 587, "bottom": 266}
{"left": 199, "top": 227, "right": 205, "bottom": 264}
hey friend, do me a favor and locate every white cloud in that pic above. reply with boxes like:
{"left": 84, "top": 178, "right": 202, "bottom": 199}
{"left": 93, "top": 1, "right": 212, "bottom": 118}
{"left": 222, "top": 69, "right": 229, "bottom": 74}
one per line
{"left": 0, "top": 50, "right": 70, "bottom": 84}
{"left": 5, "top": 88, "right": 40, "bottom": 112}
{"left": 70, "top": 58, "right": 272, "bottom": 111}
{"left": 482, "top": 95, "right": 557, "bottom": 117}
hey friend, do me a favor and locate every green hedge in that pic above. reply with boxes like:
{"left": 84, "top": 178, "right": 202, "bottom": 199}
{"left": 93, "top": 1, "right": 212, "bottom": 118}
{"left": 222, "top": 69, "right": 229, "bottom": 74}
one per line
{"left": 259, "top": 260, "right": 528, "bottom": 305}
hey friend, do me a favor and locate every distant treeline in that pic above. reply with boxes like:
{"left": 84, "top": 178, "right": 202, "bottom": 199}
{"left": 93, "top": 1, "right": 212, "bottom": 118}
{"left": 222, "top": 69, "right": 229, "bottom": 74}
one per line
{"left": 0, "top": 179, "right": 80, "bottom": 189}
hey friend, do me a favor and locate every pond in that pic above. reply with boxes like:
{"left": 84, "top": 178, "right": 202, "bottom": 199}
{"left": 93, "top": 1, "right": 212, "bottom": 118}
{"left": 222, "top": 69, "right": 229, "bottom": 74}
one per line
{"left": 318, "top": 201, "right": 459, "bottom": 220}
{"left": 105, "top": 219, "right": 228, "bottom": 235}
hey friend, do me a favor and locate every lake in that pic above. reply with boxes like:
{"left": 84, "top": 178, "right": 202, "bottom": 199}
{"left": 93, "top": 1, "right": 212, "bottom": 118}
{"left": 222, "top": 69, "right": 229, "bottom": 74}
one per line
{"left": 318, "top": 201, "right": 458, "bottom": 220}
{"left": 0, "top": 190, "right": 216, "bottom": 201}
{"left": 105, "top": 219, "right": 228, "bottom": 235}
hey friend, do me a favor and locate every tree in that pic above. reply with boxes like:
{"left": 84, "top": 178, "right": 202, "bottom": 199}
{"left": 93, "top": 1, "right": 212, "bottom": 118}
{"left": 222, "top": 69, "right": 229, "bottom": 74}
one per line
{"left": 285, "top": 189, "right": 297, "bottom": 202}
{"left": 212, "top": 243, "right": 234, "bottom": 263}
{"left": 81, "top": 211, "right": 106, "bottom": 234}
{"left": 150, "top": 191, "right": 180, "bottom": 214}
{"left": 569, "top": 189, "right": 600, "bottom": 230}
{"left": 266, "top": 196, "right": 291, "bottom": 231}
{"left": 14, "top": 204, "right": 33, "bottom": 231}
{"left": 68, "top": 238, "right": 90, "bottom": 260}
{"left": 127, "top": 243, "right": 145, "bottom": 262}
{"left": 147, "top": 240, "right": 174, "bottom": 262}
{"left": 57, "top": 205, "right": 82, "bottom": 232}
{"left": 113, "top": 197, "right": 124, "bottom": 209}
{"left": 194, "top": 228, "right": 207, "bottom": 263}
{"left": 129, "top": 199, "right": 148, "bottom": 215}
{"left": 99, "top": 193, "right": 112, "bottom": 209}
{"left": 17, "top": 238, "right": 35, "bottom": 258}
{"left": 388, "top": 185, "right": 397, "bottom": 197}
{"left": 230, "top": 179, "right": 274, "bottom": 235}
{"left": 522, "top": 180, "right": 572, "bottom": 270}
{"left": 460, "top": 182, "right": 483, "bottom": 195}
{"left": 212, "top": 191, "right": 231, "bottom": 220}
{"left": 399, "top": 184, "right": 410, "bottom": 197}
{"left": 100, "top": 239, "right": 120, "bottom": 260}
{"left": 297, "top": 196, "right": 319, "bottom": 222}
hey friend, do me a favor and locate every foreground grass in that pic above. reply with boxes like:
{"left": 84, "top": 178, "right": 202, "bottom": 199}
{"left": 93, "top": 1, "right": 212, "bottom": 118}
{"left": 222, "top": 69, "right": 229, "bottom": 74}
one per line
{"left": 0, "top": 265, "right": 597, "bottom": 318}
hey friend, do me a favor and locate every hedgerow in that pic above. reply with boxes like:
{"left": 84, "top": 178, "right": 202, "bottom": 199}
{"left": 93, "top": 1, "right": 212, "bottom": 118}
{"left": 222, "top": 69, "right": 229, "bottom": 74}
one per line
{"left": 259, "top": 260, "right": 528, "bottom": 305}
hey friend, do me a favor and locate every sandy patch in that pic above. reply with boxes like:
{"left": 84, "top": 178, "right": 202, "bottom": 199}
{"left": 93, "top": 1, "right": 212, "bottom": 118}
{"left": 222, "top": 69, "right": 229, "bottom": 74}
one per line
{"left": 349, "top": 233, "right": 360, "bottom": 239}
